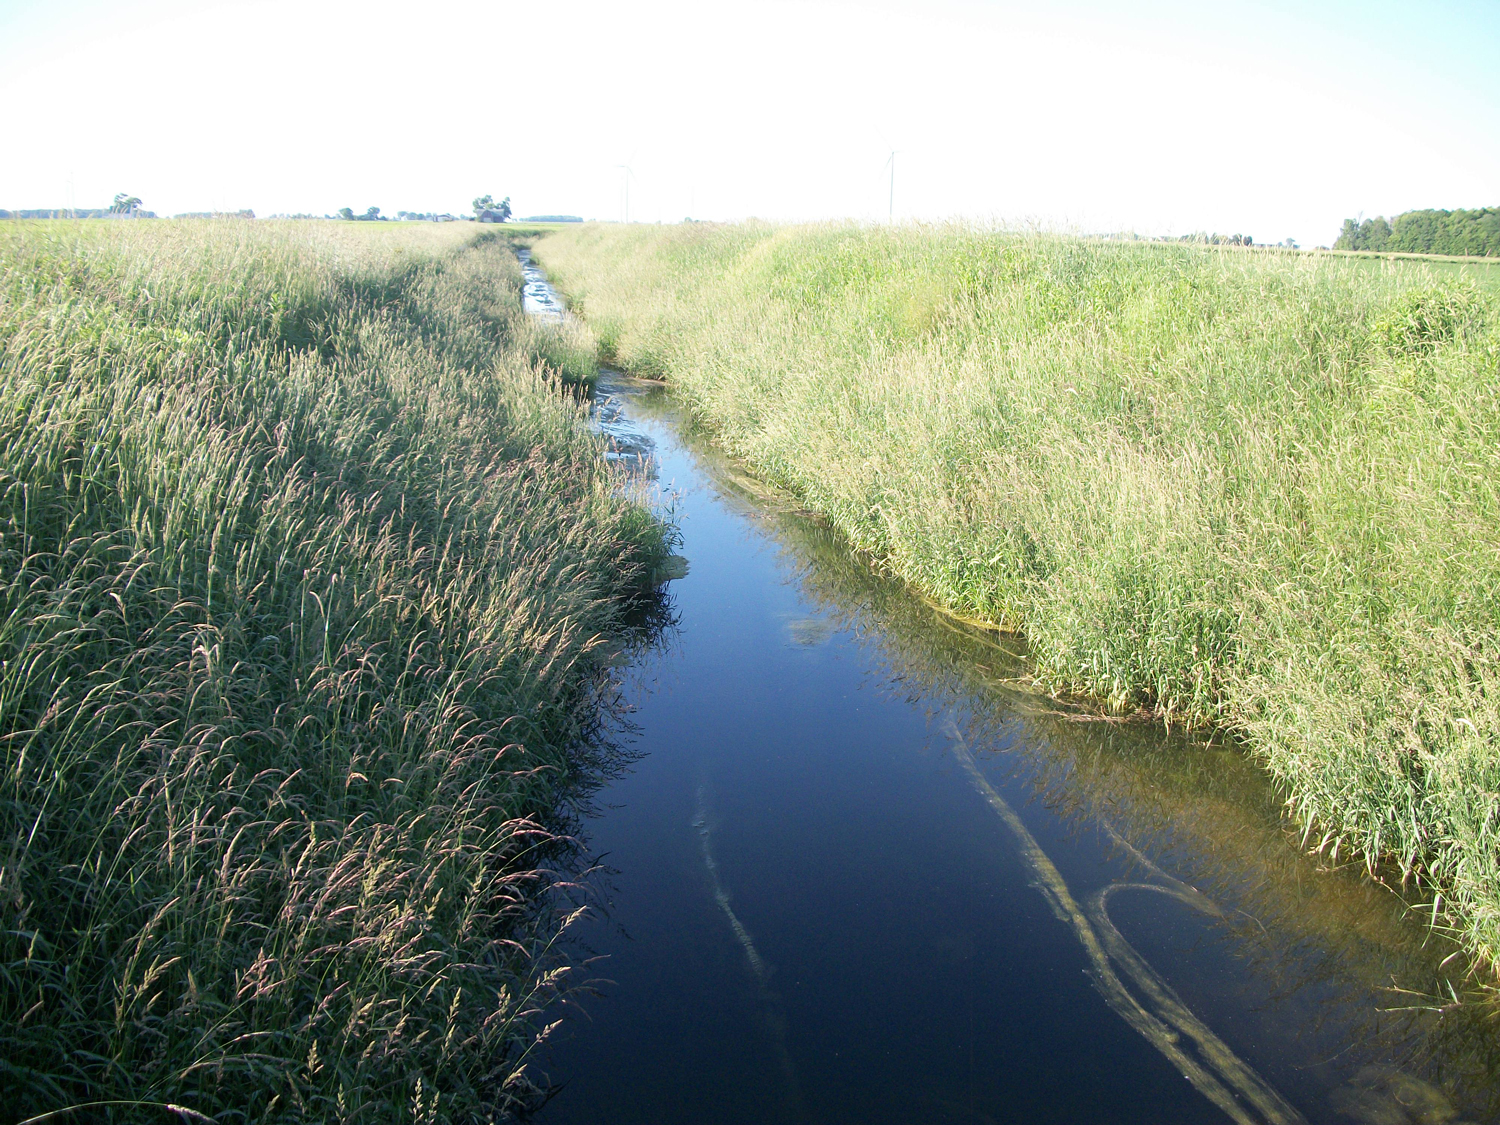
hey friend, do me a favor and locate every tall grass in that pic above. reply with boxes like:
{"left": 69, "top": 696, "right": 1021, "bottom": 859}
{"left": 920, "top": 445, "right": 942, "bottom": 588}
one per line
{"left": 533, "top": 222, "right": 1500, "bottom": 972}
{"left": 0, "top": 220, "right": 669, "bottom": 1121}
{"left": 749, "top": 466, "right": 1500, "bottom": 1119}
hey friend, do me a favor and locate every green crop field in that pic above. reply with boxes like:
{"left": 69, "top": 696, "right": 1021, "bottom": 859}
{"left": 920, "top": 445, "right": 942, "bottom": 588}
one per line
{"left": 1334, "top": 249, "right": 1500, "bottom": 290}
{"left": 0, "top": 219, "right": 669, "bottom": 1121}
{"left": 534, "top": 220, "right": 1500, "bottom": 976}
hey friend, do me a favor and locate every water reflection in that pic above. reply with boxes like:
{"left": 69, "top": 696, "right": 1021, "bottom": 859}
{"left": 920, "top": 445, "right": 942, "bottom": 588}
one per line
{"left": 521, "top": 249, "right": 1500, "bottom": 1124}
{"left": 518, "top": 247, "right": 566, "bottom": 323}
{"left": 688, "top": 427, "right": 1500, "bottom": 1123}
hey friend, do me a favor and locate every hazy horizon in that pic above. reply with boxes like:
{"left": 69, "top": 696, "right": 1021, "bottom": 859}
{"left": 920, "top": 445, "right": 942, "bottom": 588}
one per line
{"left": 2, "top": 0, "right": 1496, "bottom": 248}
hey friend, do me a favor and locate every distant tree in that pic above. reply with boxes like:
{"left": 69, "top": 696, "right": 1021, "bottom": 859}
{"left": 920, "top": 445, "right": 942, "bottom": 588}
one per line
{"left": 364, "top": 206, "right": 381, "bottom": 221}
{"left": 110, "top": 192, "right": 142, "bottom": 213}
{"left": 1337, "top": 217, "right": 1389, "bottom": 252}
{"left": 473, "top": 195, "right": 511, "bottom": 221}
{"left": 1395, "top": 208, "right": 1499, "bottom": 256}
{"left": 338, "top": 207, "right": 355, "bottom": 221}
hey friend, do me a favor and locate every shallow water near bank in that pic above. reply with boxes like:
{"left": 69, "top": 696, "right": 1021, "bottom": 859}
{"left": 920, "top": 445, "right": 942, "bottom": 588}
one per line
{"left": 520, "top": 254, "right": 1500, "bottom": 1125}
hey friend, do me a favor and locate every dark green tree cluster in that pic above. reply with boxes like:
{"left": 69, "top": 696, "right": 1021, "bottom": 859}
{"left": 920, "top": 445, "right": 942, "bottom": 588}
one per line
{"left": 473, "top": 194, "right": 512, "bottom": 221}
{"left": 1173, "top": 231, "right": 1254, "bottom": 246}
{"left": 1334, "top": 208, "right": 1500, "bottom": 257}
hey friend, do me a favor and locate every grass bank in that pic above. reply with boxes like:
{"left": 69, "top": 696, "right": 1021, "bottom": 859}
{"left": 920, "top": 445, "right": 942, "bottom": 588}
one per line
{"left": 744, "top": 445, "right": 1500, "bottom": 1118}
{"left": 533, "top": 222, "right": 1500, "bottom": 972}
{"left": 1, "top": 220, "right": 669, "bottom": 1121}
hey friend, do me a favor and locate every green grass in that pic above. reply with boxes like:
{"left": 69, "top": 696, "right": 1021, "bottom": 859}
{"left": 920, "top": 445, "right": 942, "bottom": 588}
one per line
{"left": 1335, "top": 249, "right": 1500, "bottom": 290}
{"left": 745, "top": 459, "right": 1500, "bottom": 1118}
{"left": 0, "top": 219, "right": 669, "bottom": 1121}
{"left": 533, "top": 220, "right": 1500, "bottom": 974}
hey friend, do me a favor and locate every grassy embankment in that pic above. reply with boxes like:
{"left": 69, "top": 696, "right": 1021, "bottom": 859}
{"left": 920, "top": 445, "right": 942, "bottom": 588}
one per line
{"left": 747, "top": 452, "right": 1500, "bottom": 1116}
{"left": 533, "top": 222, "right": 1500, "bottom": 973}
{"left": 0, "top": 220, "right": 669, "bottom": 1121}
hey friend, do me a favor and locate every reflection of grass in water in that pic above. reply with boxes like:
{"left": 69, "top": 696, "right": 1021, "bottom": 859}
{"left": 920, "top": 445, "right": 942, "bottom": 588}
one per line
{"left": 534, "top": 223, "right": 1500, "bottom": 979}
{"left": 1329, "top": 1066, "right": 1467, "bottom": 1125}
{"left": 666, "top": 433, "right": 1500, "bottom": 1121}
{"left": 568, "top": 280, "right": 1500, "bottom": 1119}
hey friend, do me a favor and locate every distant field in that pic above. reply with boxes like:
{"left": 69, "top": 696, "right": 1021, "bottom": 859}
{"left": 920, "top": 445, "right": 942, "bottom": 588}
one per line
{"left": 0, "top": 220, "right": 667, "bottom": 1120}
{"left": 535, "top": 220, "right": 1500, "bottom": 974}
{"left": 1330, "top": 248, "right": 1500, "bottom": 289}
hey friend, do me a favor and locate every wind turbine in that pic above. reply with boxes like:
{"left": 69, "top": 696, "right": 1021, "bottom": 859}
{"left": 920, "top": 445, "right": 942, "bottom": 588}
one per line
{"left": 616, "top": 153, "right": 637, "bottom": 223}
{"left": 877, "top": 128, "right": 897, "bottom": 224}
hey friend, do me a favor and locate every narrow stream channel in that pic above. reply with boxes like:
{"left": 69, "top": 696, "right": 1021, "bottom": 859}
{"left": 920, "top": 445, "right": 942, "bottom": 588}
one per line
{"left": 516, "top": 248, "right": 1500, "bottom": 1125}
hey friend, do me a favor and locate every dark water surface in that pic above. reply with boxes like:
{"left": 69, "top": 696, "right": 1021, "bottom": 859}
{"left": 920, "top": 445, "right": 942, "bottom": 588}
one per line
{"left": 518, "top": 253, "right": 1500, "bottom": 1125}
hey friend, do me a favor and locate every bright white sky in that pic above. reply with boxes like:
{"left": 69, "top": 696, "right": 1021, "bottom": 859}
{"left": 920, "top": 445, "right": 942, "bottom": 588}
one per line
{"left": 1, "top": 0, "right": 1496, "bottom": 246}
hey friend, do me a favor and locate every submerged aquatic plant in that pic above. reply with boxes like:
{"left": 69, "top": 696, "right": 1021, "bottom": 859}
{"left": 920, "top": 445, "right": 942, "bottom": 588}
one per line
{"left": 533, "top": 221, "right": 1500, "bottom": 974}
{"left": 748, "top": 490, "right": 1500, "bottom": 1119}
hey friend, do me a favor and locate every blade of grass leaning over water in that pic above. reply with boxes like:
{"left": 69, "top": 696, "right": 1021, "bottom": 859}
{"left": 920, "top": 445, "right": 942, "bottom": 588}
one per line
{"left": 531, "top": 221, "right": 1500, "bottom": 976}
{"left": 0, "top": 219, "right": 671, "bottom": 1121}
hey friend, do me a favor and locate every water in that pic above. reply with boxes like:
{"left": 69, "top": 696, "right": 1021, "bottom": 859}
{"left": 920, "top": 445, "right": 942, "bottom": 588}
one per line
{"left": 518, "top": 247, "right": 566, "bottom": 322}
{"left": 519, "top": 254, "right": 1500, "bottom": 1125}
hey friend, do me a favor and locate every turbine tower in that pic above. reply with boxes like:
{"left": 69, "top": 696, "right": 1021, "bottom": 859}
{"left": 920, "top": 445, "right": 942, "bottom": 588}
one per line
{"left": 616, "top": 153, "right": 637, "bottom": 224}
{"left": 884, "top": 149, "right": 897, "bottom": 224}
{"left": 877, "top": 127, "right": 897, "bottom": 224}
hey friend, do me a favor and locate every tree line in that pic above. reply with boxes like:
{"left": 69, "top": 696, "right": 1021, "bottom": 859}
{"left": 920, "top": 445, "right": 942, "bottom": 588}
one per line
{"left": 333, "top": 196, "right": 511, "bottom": 223}
{"left": 1335, "top": 207, "right": 1500, "bottom": 257}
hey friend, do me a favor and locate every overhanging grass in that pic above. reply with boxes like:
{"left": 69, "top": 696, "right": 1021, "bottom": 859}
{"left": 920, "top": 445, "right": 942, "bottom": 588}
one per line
{"left": 0, "top": 220, "right": 669, "bottom": 1120}
{"left": 534, "top": 220, "right": 1500, "bottom": 973}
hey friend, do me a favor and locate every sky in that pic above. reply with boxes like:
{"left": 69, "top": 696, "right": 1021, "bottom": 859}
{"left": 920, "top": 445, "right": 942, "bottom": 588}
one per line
{"left": 1, "top": 0, "right": 1496, "bottom": 246}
